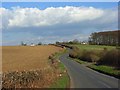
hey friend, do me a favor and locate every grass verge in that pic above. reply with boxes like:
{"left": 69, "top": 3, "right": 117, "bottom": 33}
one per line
{"left": 71, "top": 58, "right": 120, "bottom": 79}
{"left": 49, "top": 49, "right": 70, "bottom": 88}
{"left": 50, "top": 68, "right": 69, "bottom": 89}
{"left": 88, "top": 65, "right": 120, "bottom": 79}
{"left": 74, "top": 59, "right": 88, "bottom": 64}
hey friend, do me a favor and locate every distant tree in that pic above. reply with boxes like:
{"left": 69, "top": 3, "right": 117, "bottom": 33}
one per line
{"left": 69, "top": 41, "right": 74, "bottom": 44}
{"left": 21, "top": 41, "right": 27, "bottom": 46}
{"left": 38, "top": 42, "right": 42, "bottom": 45}
{"left": 73, "top": 39, "right": 79, "bottom": 44}
{"left": 56, "top": 41, "right": 60, "bottom": 45}
{"left": 89, "top": 30, "right": 120, "bottom": 46}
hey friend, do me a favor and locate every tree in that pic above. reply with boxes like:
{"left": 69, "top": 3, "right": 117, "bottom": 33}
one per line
{"left": 73, "top": 39, "right": 79, "bottom": 44}
{"left": 38, "top": 42, "right": 42, "bottom": 45}
{"left": 56, "top": 41, "right": 60, "bottom": 45}
{"left": 89, "top": 30, "right": 120, "bottom": 46}
{"left": 21, "top": 41, "right": 27, "bottom": 46}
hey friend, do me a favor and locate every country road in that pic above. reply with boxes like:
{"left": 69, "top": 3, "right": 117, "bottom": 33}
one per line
{"left": 59, "top": 49, "right": 119, "bottom": 89}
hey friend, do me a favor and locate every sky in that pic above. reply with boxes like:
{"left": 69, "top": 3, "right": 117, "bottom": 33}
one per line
{"left": 1, "top": 2, "right": 118, "bottom": 46}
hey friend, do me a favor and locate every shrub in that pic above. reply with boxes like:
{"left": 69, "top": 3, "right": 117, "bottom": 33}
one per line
{"left": 98, "top": 49, "right": 120, "bottom": 68}
{"left": 69, "top": 46, "right": 80, "bottom": 58}
{"left": 90, "top": 54, "right": 100, "bottom": 63}
{"left": 80, "top": 50, "right": 100, "bottom": 62}
{"left": 71, "top": 46, "right": 79, "bottom": 51}
{"left": 48, "top": 55, "right": 56, "bottom": 64}
{"left": 69, "top": 47, "right": 101, "bottom": 63}
{"left": 69, "top": 51, "right": 78, "bottom": 58}
{"left": 79, "top": 50, "right": 91, "bottom": 62}
{"left": 69, "top": 45, "right": 120, "bottom": 69}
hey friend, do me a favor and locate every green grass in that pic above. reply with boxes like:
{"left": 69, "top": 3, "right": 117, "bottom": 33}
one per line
{"left": 50, "top": 74, "right": 69, "bottom": 89}
{"left": 74, "top": 59, "right": 88, "bottom": 64}
{"left": 58, "top": 62, "right": 66, "bottom": 72}
{"left": 88, "top": 65, "right": 120, "bottom": 78}
{"left": 70, "top": 44, "right": 116, "bottom": 51}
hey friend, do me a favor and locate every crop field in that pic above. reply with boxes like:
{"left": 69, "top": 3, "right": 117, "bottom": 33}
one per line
{"left": 2, "top": 45, "right": 63, "bottom": 72}
{"left": 2, "top": 45, "right": 65, "bottom": 88}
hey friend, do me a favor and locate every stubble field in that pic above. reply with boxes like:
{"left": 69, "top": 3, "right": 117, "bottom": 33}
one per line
{"left": 2, "top": 45, "right": 63, "bottom": 72}
{"left": 2, "top": 45, "right": 65, "bottom": 88}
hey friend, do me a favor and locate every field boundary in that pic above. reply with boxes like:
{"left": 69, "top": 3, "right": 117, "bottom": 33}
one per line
{"left": 49, "top": 48, "right": 70, "bottom": 88}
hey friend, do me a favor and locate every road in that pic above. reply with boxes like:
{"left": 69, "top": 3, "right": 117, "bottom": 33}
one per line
{"left": 59, "top": 50, "right": 119, "bottom": 88}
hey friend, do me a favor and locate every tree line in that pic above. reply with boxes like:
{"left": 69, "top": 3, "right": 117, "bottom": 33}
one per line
{"left": 89, "top": 30, "right": 120, "bottom": 46}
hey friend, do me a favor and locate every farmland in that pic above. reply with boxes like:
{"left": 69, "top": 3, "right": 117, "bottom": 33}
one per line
{"left": 2, "top": 45, "right": 69, "bottom": 88}
{"left": 2, "top": 45, "right": 63, "bottom": 72}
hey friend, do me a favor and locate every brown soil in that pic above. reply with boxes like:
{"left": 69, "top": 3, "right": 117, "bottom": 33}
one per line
{"left": 2, "top": 45, "right": 63, "bottom": 72}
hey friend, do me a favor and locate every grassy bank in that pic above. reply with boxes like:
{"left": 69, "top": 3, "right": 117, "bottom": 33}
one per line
{"left": 50, "top": 67, "right": 69, "bottom": 89}
{"left": 49, "top": 49, "right": 70, "bottom": 88}
{"left": 88, "top": 65, "right": 120, "bottom": 79}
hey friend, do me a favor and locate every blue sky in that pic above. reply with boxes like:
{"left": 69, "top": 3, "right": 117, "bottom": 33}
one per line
{"left": 1, "top": 2, "right": 118, "bottom": 46}
{"left": 2, "top": 2, "right": 118, "bottom": 9}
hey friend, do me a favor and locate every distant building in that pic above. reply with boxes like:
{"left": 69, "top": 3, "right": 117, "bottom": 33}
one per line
{"left": 81, "top": 41, "right": 87, "bottom": 45}
{"left": 30, "top": 43, "right": 35, "bottom": 46}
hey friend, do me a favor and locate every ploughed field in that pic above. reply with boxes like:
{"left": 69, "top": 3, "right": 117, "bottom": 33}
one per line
{"left": 2, "top": 45, "right": 63, "bottom": 72}
{"left": 2, "top": 45, "right": 64, "bottom": 88}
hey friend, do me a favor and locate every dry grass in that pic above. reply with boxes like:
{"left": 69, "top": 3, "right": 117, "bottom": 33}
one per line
{"left": 2, "top": 45, "right": 63, "bottom": 72}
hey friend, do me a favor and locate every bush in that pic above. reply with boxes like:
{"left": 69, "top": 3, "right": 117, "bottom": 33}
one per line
{"left": 79, "top": 50, "right": 100, "bottom": 62}
{"left": 98, "top": 49, "right": 120, "bottom": 68}
{"left": 78, "top": 50, "right": 91, "bottom": 62}
{"left": 71, "top": 46, "right": 79, "bottom": 51}
{"left": 69, "top": 47, "right": 100, "bottom": 62}
{"left": 69, "top": 51, "right": 78, "bottom": 58}
{"left": 69, "top": 46, "right": 79, "bottom": 58}
{"left": 90, "top": 54, "right": 100, "bottom": 63}
{"left": 69, "top": 46, "right": 120, "bottom": 68}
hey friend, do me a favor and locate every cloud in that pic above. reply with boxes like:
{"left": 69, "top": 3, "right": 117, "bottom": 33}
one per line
{"left": 1, "top": 6, "right": 118, "bottom": 45}
{"left": 1, "top": 6, "right": 117, "bottom": 29}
